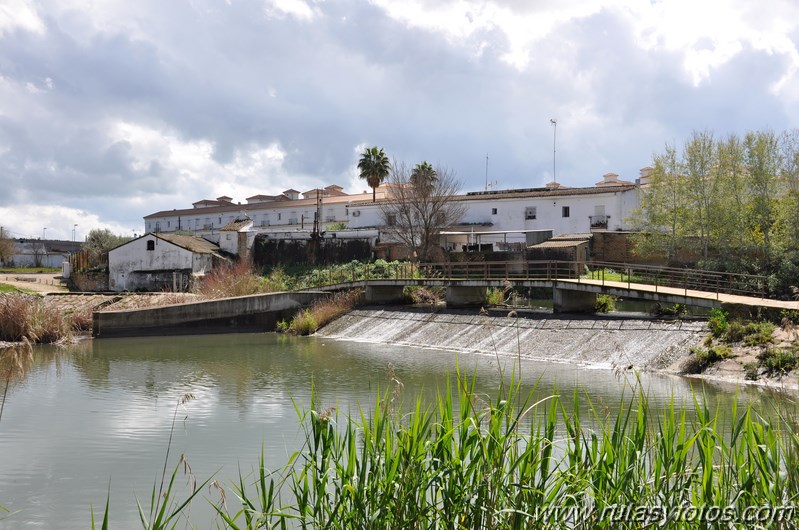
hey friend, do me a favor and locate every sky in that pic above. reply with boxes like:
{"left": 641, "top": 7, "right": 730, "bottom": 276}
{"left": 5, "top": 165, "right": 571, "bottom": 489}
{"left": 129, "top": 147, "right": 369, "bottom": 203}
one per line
{"left": 1, "top": 0, "right": 799, "bottom": 241}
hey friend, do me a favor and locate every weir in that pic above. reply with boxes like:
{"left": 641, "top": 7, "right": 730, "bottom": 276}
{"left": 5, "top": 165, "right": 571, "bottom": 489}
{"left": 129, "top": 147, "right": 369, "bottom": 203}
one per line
{"left": 316, "top": 307, "right": 706, "bottom": 370}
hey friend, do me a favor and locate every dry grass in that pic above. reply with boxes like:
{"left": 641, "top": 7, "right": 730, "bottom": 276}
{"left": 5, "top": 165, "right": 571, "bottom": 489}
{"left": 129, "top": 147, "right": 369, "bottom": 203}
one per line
{"left": 193, "top": 261, "right": 270, "bottom": 299}
{"left": 0, "top": 294, "right": 72, "bottom": 343}
{"left": 284, "top": 289, "right": 363, "bottom": 335}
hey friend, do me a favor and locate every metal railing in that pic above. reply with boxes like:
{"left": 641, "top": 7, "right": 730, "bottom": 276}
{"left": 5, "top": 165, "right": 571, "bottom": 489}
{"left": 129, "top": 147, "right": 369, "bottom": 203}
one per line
{"left": 308, "top": 260, "right": 769, "bottom": 300}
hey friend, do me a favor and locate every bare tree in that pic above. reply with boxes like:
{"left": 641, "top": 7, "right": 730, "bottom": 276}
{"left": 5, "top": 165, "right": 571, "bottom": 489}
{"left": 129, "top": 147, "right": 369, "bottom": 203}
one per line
{"left": 379, "top": 161, "right": 466, "bottom": 262}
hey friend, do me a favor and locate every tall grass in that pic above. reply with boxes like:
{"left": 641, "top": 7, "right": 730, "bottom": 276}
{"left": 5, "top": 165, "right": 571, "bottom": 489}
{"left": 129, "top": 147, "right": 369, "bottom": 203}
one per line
{"left": 214, "top": 372, "right": 799, "bottom": 529}
{"left": 282, "top": 290, "right": 362, "bottom": 335}
{"left": 195, "top": 261, "right": 272, "bottom": 299}
{"left": 0, "top": 294, "right": 72, "bottom": 343}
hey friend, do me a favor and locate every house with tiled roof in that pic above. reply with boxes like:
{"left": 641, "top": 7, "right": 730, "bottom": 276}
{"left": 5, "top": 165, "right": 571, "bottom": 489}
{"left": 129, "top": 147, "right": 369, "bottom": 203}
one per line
{"left": 108, "top": 232, "right": 227, "bottom": 292}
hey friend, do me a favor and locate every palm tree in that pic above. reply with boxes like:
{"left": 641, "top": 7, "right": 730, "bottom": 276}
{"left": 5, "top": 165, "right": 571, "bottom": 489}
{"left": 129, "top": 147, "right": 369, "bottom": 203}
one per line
{"left": 358, "top": 146, "right": 391, "bottom": 203}
{"left": 410, "top": 161, "right": 437, "bottom": 195}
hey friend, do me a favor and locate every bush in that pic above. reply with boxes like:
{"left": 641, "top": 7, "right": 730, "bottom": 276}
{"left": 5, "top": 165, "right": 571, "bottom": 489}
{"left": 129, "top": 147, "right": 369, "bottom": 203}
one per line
{"left": 486, "top": 287, "right": 506, "bottom": 306}
{"left": 708, "top": 308, "right": 728, "bottom": 337}
{"left": 404, "top": 286, "right": 444, "bottom": 304}
{"left": 757, "top": 347, "right": 799, "bottom": 375}
{"left": 743, "top": 361, "right": 760, "bottom": 380}
{"left": 682, "top": 344, "right": 733, "bottom": 374}
{"left": 594, "top": 294, "right": 617, "bottom": 313}
{"left": 195, "top": 260, "right": 270, "bottom": 298}
{"left": 289, "top": 309, "right": 319, "bottom": 335}
{"left": 724, "top": 321, "right": 775, "bottom": 346}
{"left": 652, "top": 303, "right": 687, "bottom": 317}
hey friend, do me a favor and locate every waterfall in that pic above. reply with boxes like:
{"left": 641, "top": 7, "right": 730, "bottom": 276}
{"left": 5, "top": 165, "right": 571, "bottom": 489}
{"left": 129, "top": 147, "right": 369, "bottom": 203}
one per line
{"left": 316, "top": 307, "right": 706, "bottom": 371}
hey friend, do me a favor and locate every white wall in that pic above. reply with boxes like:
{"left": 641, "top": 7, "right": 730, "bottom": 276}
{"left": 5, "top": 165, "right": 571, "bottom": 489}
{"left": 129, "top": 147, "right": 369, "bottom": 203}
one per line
{"left": 349, "top": 188, "right": 641, "bottom": 241}
{"left": 109, "top": 236, "right": 211, "bottom": 291}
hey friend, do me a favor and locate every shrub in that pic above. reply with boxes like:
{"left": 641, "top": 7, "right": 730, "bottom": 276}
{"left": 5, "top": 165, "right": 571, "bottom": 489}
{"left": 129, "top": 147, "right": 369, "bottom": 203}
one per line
{"left": 725, "top": 321, "right": 775, "bottom": 346}
{"left": 486, "top": 287, "right": 506, "bottom": 306}
{"left": 194, "top": 260, "right": 270, "bottom": 298}
{"left": 595, "top": 294, "right": 617, "bottom": 313}
{"left": 289, "top": 309, "right": 318, "bottom": 335}
{"left": 404, "top": 286, "right": 444, "bottom": 304}
{"left": 652, "top": 303, "right": 687, "bottom": 317}
{"left": 757, "top": 347, "right": 799, "bottom": 375}
{"left": 708, "top": 308, "right": 728, "bottom": 337}
{"left": 682, "top": 344, "right": 733, "bottom": 374}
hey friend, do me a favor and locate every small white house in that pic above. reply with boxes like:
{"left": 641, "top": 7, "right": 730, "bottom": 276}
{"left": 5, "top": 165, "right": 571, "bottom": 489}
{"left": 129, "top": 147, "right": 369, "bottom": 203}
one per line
{"left": 108, "top": 233, "right": 225, "bottom": 292}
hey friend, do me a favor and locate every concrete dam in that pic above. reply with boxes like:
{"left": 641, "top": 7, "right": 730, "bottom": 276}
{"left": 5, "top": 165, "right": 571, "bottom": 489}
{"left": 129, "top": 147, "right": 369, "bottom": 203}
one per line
{"left": 316, "top": 307, "right": 706, "bottom": 371}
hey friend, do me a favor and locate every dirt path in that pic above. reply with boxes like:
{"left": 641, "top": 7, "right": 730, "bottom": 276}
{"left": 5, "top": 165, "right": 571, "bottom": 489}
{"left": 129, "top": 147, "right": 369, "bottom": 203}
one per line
{"left": 0, "top": 273, "right": 69, "bottom": 293}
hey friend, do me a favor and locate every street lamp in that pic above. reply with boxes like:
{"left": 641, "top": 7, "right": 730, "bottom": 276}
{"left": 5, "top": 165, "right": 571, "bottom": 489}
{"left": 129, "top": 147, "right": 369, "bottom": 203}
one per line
{"left": 549, "top": 118, "right": 557, "bottom": 183}
{"left": 72, "top": 224, "right": 78, "bottom": 251}
{"left": 43, "top": 227, "right": 47, "bottom": 240}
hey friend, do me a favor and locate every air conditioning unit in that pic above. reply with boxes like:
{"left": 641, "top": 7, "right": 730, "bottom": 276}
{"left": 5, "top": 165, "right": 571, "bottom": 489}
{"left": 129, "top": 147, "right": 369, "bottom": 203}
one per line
{"left": 352, "top": 210, "right": 360, "bottom": 217}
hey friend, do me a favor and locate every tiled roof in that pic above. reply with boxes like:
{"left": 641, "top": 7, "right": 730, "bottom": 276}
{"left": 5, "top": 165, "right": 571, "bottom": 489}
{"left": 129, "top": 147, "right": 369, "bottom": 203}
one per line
{"left": 154, "top": 233, "right": 220, "bottom": 254}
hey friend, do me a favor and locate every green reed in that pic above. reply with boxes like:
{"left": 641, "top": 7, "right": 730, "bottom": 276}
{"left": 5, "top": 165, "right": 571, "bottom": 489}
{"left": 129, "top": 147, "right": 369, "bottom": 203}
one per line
{"left": 212, "top": 372, "right": 799, "bottom": 530}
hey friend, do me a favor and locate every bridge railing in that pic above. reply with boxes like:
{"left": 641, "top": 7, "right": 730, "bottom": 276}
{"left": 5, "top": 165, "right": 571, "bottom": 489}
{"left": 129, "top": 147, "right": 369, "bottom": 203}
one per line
{"left": 312, "top": 259, "right": 769, "bottom": 300}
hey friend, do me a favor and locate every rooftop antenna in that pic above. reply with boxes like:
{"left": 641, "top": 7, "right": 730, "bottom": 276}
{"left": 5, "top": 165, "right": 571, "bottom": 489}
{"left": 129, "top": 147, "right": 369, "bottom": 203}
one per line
{"left": 484, "top": 153, "right": 489, "bottom": 191}
{"left": 550, "top": 118, "right": 557, "bottom": 183}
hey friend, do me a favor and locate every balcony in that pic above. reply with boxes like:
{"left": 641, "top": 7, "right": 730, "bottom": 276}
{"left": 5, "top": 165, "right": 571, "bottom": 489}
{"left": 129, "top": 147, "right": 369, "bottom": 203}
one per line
{"left": 589, "top": 215, "right": 609, "bottom": 229}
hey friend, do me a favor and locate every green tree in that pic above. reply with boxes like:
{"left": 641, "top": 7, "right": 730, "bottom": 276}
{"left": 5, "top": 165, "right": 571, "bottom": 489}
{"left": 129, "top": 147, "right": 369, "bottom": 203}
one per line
{"left": 743, "top": 130, "right": 781, "bottom": 262}
{"left": 357, "top": 146, "right": 391, "bottom": 203}
{"left": 630, "top": 143, "right": 689, "bottom": 262}
{"left": 82, "top": 229, "right": 131, "bottom": 268}
{"left": 0, "top": 227, "right": 14, "bottom": 265}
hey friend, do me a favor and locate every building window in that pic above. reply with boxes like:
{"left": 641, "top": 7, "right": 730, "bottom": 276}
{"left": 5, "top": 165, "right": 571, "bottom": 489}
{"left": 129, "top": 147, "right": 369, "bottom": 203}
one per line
{"left": 387, "top": 214, "right": 397, "bottom": 226}
{"left": 525, "top": 207, "right": 537, "bottom": 220}
{"left": 491, "top": 208, "right": 497, "bottom": 215}
{"left": 278, "top": 213, "right": 282, "bottom": 221}
{"left": 167, "top": 221, "right": 171, "bottom": 228}
{"left": 146, "top": 240, "right": 155, "bottom": 251}
{"left": 562, "top": 206, "right": 570, "bottom": 218}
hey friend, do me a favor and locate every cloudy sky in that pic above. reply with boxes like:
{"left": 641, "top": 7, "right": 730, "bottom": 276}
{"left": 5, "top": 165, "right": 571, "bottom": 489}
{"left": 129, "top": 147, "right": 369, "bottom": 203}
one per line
{"left": 1, "top": 0, "right": 798, "bottom": 241}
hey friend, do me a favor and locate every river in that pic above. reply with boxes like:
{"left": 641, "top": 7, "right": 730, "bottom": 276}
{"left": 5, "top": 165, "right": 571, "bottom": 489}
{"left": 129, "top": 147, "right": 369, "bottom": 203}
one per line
{"left": 0, "top": 331, "right": 792, "bottom": 529}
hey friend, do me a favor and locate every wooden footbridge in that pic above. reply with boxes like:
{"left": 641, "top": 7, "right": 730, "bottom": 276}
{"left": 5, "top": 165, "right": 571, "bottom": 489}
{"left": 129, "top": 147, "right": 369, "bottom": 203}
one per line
{"left": 309, "top": 260, "right": 799, "bottom": 315}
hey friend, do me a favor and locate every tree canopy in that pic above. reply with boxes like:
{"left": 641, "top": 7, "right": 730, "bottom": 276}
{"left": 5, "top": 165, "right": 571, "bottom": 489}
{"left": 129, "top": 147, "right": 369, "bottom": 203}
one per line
{"left": 82, "top": 229, "right": 131, "bottom": 267}
{"left": 357, "top": 146, "right": 391, "bottom": 203}
{"left": 630, "top": 128, "right": 799, "bottom": 295}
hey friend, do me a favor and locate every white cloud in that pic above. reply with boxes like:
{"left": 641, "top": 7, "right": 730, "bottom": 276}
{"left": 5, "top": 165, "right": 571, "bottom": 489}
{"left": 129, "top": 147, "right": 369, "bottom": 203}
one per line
{"left": 0, "top": 0, "right": 45, "bottom": 36}
{"left": 265, "top": 0, "right": 319, "bottom": 21}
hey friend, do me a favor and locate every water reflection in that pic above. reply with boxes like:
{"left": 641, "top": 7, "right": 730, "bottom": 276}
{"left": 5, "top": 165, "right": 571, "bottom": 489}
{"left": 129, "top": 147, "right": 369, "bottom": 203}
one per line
{"left": 0, "top": 334, "right": 796, "bottom": 530}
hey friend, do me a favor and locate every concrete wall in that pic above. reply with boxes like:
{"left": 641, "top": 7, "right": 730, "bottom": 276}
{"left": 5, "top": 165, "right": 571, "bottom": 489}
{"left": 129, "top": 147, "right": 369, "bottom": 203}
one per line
{"left": 94, "top": 290, "right": 327, "bottom": 337}
{"left": 108, "top": 237, "right": 212, "bottom": 291}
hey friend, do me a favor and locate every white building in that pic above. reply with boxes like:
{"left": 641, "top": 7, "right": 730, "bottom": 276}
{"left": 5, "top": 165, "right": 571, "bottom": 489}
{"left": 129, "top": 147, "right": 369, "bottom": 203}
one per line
{"left": 108, "top": 233, "right": 225, "bottom": 292}
{"left": 140, "top": 170, "right": 646, "bottom": 252}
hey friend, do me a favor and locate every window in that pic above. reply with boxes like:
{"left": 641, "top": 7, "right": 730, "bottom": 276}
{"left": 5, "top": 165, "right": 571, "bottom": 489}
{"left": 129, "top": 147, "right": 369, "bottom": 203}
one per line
{"left": 146, "top": 240, "right": 155, "bottom": 251}
{"left": 525, "top": 207, "right": 537, "bottom": 220}
{"left": 491, "top": 208, "right": 497, "bottom": 215}
{"left": 562, "top": 206, "right": 570, "bottom": 218}
{"left": 387, "top": 214, "right": 397, "bottom": 226}
{"left": 167, "top": 221, "right": 171, "bottom": 228}
{"left": 278, "top": 213, "right": 282, "bottom": 221}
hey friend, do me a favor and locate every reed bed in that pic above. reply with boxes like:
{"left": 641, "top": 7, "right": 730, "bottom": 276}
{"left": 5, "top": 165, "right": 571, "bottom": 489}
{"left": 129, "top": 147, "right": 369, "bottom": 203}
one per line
{"left": 203, "top": 373, "right": 799, "bottom": 530}
{"left": 0, "top": 294, "right": 72, "bottom": 343}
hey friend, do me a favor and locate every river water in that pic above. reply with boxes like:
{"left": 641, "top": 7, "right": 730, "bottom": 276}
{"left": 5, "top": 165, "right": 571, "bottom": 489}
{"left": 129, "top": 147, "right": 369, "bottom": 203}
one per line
{"left": 0, "top": 332, "right": 793, "bottom": 529}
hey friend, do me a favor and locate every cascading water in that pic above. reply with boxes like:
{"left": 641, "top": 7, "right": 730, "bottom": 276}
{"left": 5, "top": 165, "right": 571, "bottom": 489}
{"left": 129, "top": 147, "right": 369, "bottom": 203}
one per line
{"left": 316, "top": 307, "right": 706, "bottom": 371}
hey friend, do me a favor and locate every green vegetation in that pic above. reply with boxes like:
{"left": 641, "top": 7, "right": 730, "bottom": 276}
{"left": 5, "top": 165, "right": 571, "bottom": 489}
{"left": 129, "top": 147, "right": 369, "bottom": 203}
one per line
{"left": 403, "top": 285, "right": 444, "bottom": 304}
{"left": 0, "top": 284, "right": 17, "bottom": 294}
{"left": 358, "top": 146, "right": 390, "bottom": 203}
{"left": 708, "top": 308, "right": 729, "bottom": 337}
{"left": 485, "top": 287, "right": 506, "bottom": 306}
{"left": 594, "top": 293, "right": 617, "bottom": 313}
{"left": 92, "top": 373, "right": 799, "bottom": 528}
{"left": 725, "top": 321, "right": 775, "bottom": 346}
{"left": 683, "top": 344, "right": 734, "bottom": 374}
{"left": 280, "top": 290, "right": 362, "bottom": 336}
{"left": 82, "top": 228, "right": 131, "bottom": 269}
{"left": 757, "top": 347, "right": 799, "bottom": 376}
{"left": 630, "top": 129, "right": 799, "bottom": 298}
